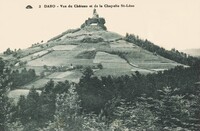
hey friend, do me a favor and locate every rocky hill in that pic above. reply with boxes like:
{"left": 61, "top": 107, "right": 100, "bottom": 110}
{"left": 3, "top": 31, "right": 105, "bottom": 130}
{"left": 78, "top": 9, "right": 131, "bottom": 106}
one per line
{"left": 1, "top": 10, "right": 185, "bottom": 92}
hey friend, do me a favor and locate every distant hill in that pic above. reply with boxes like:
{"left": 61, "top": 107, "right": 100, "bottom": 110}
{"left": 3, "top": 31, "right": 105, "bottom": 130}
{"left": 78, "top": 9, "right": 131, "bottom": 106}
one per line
{"left": 182, "top": 49, "right": 200, "bottom": 57}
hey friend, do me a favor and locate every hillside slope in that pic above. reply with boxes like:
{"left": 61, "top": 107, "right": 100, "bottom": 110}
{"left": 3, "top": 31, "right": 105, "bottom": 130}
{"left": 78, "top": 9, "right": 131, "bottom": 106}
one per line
{"left": 1, "top": 10, "right": 186, "bottom": 91}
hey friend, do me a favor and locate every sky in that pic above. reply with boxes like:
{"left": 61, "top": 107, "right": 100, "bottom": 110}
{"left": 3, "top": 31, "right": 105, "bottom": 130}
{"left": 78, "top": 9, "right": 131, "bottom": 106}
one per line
{"left": 0, "top": 0, "right": 200, "bottom": 53}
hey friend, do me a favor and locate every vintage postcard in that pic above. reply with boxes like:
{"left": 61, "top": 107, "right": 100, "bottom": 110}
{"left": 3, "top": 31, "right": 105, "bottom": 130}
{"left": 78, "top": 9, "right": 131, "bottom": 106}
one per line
{"left": 0, "top": 0, "right": 200, "bottom": 130}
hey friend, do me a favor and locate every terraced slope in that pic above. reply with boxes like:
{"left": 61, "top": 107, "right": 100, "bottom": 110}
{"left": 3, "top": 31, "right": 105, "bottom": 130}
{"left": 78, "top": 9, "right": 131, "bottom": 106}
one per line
{"left": 1, "top": 24, "right": 186, "bottom": 94}
{"left": 3, "top": 11, "right": 187, "bottom": 102}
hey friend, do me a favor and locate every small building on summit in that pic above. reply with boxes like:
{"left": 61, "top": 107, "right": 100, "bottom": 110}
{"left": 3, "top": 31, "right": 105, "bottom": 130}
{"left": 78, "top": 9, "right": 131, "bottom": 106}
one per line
{"left": 92, "top": 9, "right": 99, "bottom": 18}
{"left": 81, "top": 9, "right": 107, "bottom": 30}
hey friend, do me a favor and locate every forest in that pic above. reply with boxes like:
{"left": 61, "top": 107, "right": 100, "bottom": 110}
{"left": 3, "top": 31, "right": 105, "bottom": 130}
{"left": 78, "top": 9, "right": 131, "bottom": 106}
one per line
{"left": 0, "top": 56, "right": 200, "bottom": 130}
{"left": 125, "top": 34, "right": 199, "bottom": 66}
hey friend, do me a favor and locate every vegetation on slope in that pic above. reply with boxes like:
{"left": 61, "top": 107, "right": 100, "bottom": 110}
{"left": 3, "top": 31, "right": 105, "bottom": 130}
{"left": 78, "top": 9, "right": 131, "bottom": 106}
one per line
{"left": 1, "top": 56, "right": 200, "bottom": 130}
{"left": 75, "top": 50, "right": 97, "bottom": 59}
{"left": 0, "top": 58, "right": 37, "bottom": 90}
{"left": 1, "top": 29, "right": 200, "bottom": 130}
{"left": 125, "top": 33, "right": 199, "bottom": 66}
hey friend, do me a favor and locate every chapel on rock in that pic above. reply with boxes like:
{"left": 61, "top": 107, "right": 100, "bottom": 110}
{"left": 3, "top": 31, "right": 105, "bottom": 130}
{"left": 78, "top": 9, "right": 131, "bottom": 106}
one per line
{"left": 81, "top": 9, "right": 107, "bottom": 30}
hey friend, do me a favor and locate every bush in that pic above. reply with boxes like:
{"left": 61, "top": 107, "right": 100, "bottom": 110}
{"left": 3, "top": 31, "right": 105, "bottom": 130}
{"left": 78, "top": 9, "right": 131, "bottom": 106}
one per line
{"left": 97, "top": 63, "right": 103, "bottom": 69}
{"left": 81, "top": 36, "right": 104, "bottom": 43}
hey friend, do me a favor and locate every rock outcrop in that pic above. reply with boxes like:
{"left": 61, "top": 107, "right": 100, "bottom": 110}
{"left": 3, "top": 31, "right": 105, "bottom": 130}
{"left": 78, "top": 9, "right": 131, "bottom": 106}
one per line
{"left": 81, "top": 9, "right": 107, "bottom": 30}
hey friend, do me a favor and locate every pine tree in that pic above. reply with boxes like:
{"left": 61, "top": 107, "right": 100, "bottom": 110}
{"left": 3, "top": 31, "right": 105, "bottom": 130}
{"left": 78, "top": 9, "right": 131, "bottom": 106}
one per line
{"left": 19, "top": 88, "right": 40, "bottom": 125}
{"left": 43, "top": 85, "right": 108, "bottom": 131}
{"left": 0, "top": 59, "right": 17, "bottom": 131}
{"left": 82, "top": 67, "right": 94, "bottom": 80}
{"left": 155, "top": 87, "right": 192, "bottom": 130}
{"left": 38, "top": 89, "right": 56, "bottom": 125}
{"left": 43, "top": 79, "right": 54, "bottom": 94}
{"left": 188, "top": 86, "right": 200, "bottom": 130}
{"left": 0, "top": 58, "right": 5, "bottom": 74}
{"left": 47, "top": 85, "right": 84, "bottom": 130}
{"left": 17, "top": 95, "right": 26, "bottom": 124}
{"left": 110, "top": 96, "right": 157, "bottom": 131}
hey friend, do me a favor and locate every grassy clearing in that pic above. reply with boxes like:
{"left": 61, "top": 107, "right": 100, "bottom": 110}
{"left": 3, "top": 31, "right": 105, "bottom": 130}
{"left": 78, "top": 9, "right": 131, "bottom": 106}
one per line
{"left": 47, "top": 71, "right": 74, "bottom": 79}
{"left": 48, "top": 28, "right": 81, "bottom": 42}
{"left": 64, "top": 71, "right": 82, "bottom": 83}
{"left": 110, "top": 40, "right": 134, "bottom": 48}
{"left": 60, "top": 30, "right": 89, "bottom": 43}
{"left": 131, "top": 68, "right": 155, "bottom": 74}
{"left": 102, "top": 63, "right": 132, "bottom": 69}
{"left": 19, "top": 47, "right": 42, "bottom": 57}
{"left": 27, "top": 51, "right": 81, "bottom": 66}
{"left": 23, "top": 79, "right": 50, "bottom": 89}
{"left": 95, "top": 67, "right": 154, "bottom": 77}
{"left": 95, "top": 31, "right": 122, "bottom": 41}
{"left": 51, "top": 45, "right": 77, "bottom": 51}
{"left": 94, "top": 52, "right": 127, "bottom": 63}
{"left": 55, "top": 71, "right": 73, "bottom": 79}
{"left": 20, "top": 50, "right": 49, "bottom": 62}
{"left": 93, "top": 51, "right": 133, "bottom": 69}
{"left": 8, "top": 89, "right": 41, "bottom": 104}
{"left": 27, "top": 57, "right": 95, "bottom": 67}
{"left": 75, "top": 49, "right": 96, "bottom": 59}
{"left": 46, "top": 70, "right": 82, "bottom": 83}
{"left": 32, "top": 50, "right": 49, "bottom": 57}
{"left": 136, "top": 63, "right": 181, "bottom": 70}
{"left": 124, "top": 47, "right": 176, "bottom": 65}
{"left": 125, "top": 49, "right": 179, "bottom": 70}
{"left": 95, "top": 68, "right": 133, "bottom": 77}
{"left": 24, "top": 70, "right": 82, "bottom": 89}
{"left": 68, "top": 59, "right": 95, "bottom": 66}
{"left": 77, "top": 42, "right": 110, "bottom": 51}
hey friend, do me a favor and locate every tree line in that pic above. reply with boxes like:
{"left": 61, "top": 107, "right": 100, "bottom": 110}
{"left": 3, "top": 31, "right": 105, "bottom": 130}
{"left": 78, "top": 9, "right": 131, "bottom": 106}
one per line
{"left": 125, "top": 34, "right": 199, "bottom": 66}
